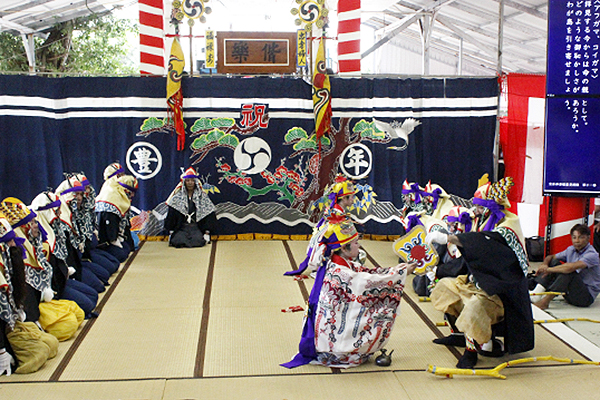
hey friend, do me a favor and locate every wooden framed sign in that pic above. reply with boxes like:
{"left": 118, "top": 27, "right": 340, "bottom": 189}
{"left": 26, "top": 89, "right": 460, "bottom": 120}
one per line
{"left": 216, "top": 31, "right": 297, "bottom": 74}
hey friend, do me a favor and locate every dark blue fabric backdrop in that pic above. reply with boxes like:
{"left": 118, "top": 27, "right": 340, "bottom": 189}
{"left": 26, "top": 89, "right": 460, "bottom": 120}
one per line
{"left": 0, "top": 75, "right": 497, "bottom": 236}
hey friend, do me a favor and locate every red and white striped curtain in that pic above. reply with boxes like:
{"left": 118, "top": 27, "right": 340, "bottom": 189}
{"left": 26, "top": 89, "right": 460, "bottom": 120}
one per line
{"left": 139, "top": 0, "right": 165, "bottom": 75}
{"left": 337, "top": 0, "right": 360, "bottom": 75}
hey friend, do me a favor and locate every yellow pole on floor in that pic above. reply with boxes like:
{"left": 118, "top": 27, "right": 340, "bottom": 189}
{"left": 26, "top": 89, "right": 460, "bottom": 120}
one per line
{"left": 427, "top": 355, "right": 600, "bottom": 380}
{"left": 535, "top": 317, "right": 600, "bottom": 324}
{"left": 529, "top": 291, "right": 565, "bottom": 296}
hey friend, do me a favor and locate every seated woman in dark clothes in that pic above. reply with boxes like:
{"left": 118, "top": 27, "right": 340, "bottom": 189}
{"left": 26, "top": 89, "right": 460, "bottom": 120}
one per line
{"left": 164, "top": 168, "right": 217, "bottom": 248}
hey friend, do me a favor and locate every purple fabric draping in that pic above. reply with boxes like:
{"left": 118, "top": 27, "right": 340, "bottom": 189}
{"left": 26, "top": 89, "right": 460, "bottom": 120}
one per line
{"left": 473, "top": 197, "right": 505, "bottom": 231}
{"left": 402, "top": 183, "right": 426, "bottom": 204}
{"left": 447, "top": 211, "right": 473, "bottom": 233}
{"left": 406, "top": 214, "right": 424, "bottom": 231}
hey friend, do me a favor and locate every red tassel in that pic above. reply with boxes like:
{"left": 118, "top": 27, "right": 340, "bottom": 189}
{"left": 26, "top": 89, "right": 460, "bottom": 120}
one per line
{"left": 168, "top": 90, "right": 185, "bottom": 151}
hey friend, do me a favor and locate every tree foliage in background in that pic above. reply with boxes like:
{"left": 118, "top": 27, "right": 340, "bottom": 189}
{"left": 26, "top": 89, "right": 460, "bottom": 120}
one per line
{"left": 0, "top": 14, "right": 138, "bottom": 75}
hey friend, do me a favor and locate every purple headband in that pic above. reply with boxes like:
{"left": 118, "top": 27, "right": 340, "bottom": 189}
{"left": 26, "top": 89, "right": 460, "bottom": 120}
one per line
{"left": 0, "top": 229, "right": 15, "bottom": 244}
{"left": 0, "top": 230, "right": 26, "bottom": 259}
{"left": 14, "top": 236, "right": 26, "bottom": 259}
{"left": 108, "top": 166, "right": 124, "bottom": 179}
{"left": 182, "top": 172, "right": 199, "bottom": 180}
{"left": 447, "top": 211, "right": 473, "bottom": 233}
{"left": 118, "top": 182, "right": 137, "bottom": 192}
{"left": 11, "top": 210, "right": 36, "bottom": 229}
{"left": 402, "top": 183, "right": 425, "bottom": 204}
{"left": 79, "top": 177, "right": 90, "bottom": 186}
{"left": 37, "top": 199, "right": 62, "bottom": 211}
{"left": 327, "top": 191, "right": 338, "bottom": 208}
{"left": 473, "top": 197, "right": 505, "bottom": 231}
{"left": 38, "top": 223, "right": 48, "bottom": 243}
{"left": 61, "top": 185, "right": 85, "bottom": 195}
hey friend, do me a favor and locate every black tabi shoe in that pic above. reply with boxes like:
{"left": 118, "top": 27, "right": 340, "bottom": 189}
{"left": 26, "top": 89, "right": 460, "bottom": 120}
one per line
{"left": 456, "top": 350, "right": 478, "bottom": 369}
{"left": 432, "top": 333, "right": 466, "bottom": 347}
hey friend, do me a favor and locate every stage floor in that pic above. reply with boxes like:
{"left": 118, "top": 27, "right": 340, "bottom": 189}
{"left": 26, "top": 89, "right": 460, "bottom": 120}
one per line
{"left": 1, "top": 240, "right": 599, "bottom": 399}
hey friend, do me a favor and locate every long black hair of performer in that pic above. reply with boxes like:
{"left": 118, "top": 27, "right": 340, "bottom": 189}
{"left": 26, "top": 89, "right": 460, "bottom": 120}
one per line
{"left": 8, "top": 246, "right": 27, "bottom": 309}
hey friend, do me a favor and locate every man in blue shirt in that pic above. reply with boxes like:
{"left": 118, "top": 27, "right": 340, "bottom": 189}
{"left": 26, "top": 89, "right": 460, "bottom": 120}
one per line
{"left": 533, "top": 224, "right": 600, "bottom": 310}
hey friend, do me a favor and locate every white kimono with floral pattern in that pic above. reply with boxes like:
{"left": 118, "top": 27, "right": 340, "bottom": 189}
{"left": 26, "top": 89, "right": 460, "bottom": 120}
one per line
{"left": 313, "top": 253, "right": 407, "bottom": 368}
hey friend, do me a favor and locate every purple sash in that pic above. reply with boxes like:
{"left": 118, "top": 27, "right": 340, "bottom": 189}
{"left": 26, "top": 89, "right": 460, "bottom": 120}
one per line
{"left": 406, "top": 214, "right": 424, "bottom": 231}
{"left": 281, "top": 257, "right": 328, "bottom": 368}
{"left": 425, "top": 188, "right": 442, "bottom": 210}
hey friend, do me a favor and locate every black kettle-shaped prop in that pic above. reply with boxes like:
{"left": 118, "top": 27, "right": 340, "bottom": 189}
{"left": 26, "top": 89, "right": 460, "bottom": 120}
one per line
{"left": 375, "top": 349, "right": 394, "bottom": 367}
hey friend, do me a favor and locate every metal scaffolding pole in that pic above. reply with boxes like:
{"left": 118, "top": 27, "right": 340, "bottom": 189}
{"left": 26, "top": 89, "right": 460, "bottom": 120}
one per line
{"left": 419, "top": 11, "right": 437, "bottom": 76}
{"left": 21, "top": 33, "right": 36, "bottom": 75}
{"left": 458, "top": 38, "right": 463, "bottom": 75}
{"left": 493, "top": 0, "right": 505, "bottom": 182}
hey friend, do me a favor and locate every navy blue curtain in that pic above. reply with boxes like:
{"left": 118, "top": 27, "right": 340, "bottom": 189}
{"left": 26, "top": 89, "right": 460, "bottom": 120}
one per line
{"left": 0, "top": 75, "right": 497, "bottom": 236}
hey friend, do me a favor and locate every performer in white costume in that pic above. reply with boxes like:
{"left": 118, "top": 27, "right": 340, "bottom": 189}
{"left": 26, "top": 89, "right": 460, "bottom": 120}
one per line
{"left": 282, "top": 215, "right": 416, "bottom": 368}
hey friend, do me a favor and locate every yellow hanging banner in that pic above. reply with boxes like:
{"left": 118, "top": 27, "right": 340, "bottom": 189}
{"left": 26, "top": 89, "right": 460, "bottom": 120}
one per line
{"left": 166, "top": 37, "right": 186, "bottom": 150}
{"left": 205, "top": 30, "right": 215, "bottom": 68}
{"left": 297, "top": 30, "right": 307, "bottom": 67}
{"left": 312, "top": 37, "right": 331, "bottom": 144}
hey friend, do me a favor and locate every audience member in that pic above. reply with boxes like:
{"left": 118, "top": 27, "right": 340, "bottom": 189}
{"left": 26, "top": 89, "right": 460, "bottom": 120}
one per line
{"left": 532, "top": 224, "right": 600, "bottom": 309}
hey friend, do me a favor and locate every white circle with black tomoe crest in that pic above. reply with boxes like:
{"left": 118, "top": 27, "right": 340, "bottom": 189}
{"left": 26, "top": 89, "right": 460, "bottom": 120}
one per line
{"left": 233, "top": 137, "right": 272, "bottom": 175}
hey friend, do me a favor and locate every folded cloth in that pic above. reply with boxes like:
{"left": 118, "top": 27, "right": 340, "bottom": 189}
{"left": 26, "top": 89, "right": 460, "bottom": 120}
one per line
{"left": 7, "top": 321, "right": 59, "bottom": 374}
{"left": 39, "top": 299, "right": 85, "bottom": 341}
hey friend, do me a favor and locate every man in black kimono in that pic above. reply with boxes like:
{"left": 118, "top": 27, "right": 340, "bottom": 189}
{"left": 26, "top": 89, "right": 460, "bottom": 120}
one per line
{"left": 429, "top": 177, "right": 534, "bottom": 368}
{"left": 164, "top": 168, "right": 217, "bottom": 248}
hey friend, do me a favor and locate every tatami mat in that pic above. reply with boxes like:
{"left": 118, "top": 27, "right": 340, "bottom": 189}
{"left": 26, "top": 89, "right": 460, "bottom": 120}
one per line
{"left": 0, "top": 322, "right": 89, "bottom": 383}
{"left": 204, "top": 306, "right": 327, "bottom": 376}
{"left": 2, "top": 239, "right": 599, "bottom": 400}
{"left": 0, "top": 379, "right": 167, "bottom": 400}
{"left": 162, "top": 363, "right": 600, "bottom": 400}
{"left": 162, "top": 372, "right": 408, "bottom": 400}
{"left": 210, "top": 241, "right": 303, "bottom": 308}
{"left": 59, "top": 307, "right": 203, "bottom": 380}
{"left": 105, "top": 242, "right": 210, "bottom": 311}
{"left": 60, "top": 242, "right": 208, "bottom": 380}
{"left": 205, "top": 240, "right": 327, "bottom": 376}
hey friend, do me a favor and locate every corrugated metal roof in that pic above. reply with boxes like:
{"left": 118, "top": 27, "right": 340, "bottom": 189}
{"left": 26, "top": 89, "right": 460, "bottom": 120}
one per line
{"left": 0, "top": 0, "right": 548, "bottom": 75}
{"left": 362, "top": 0, "right": 548, "bottom": 74}
{"left": 0, "top": 0, "right": 131, "bottom": 34}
